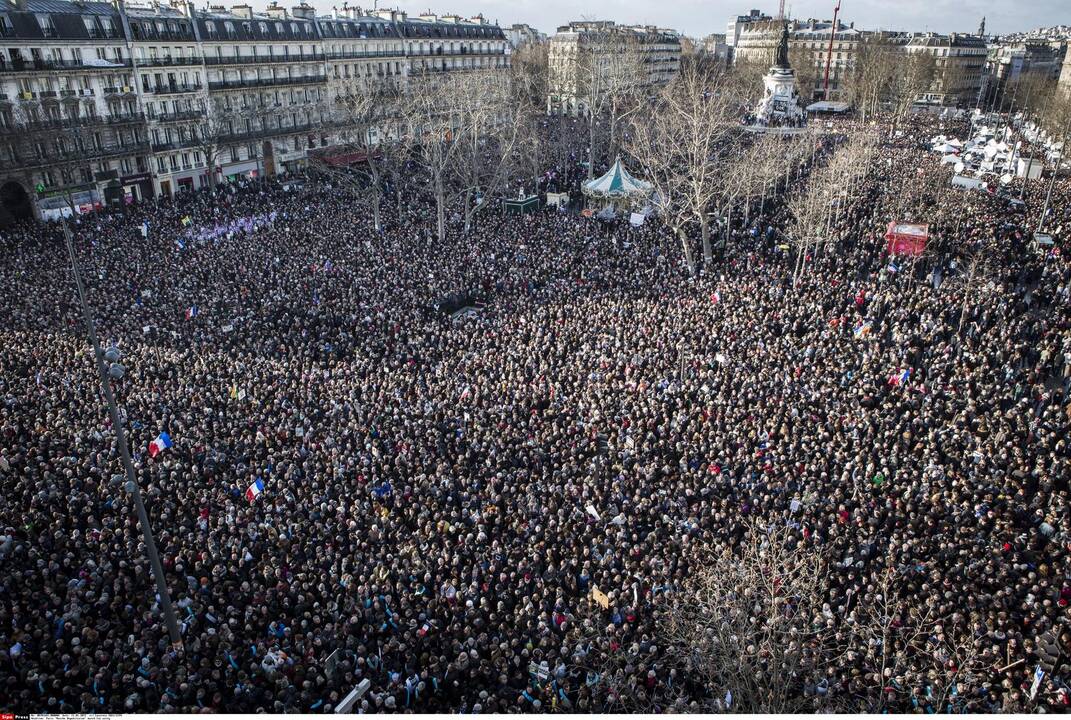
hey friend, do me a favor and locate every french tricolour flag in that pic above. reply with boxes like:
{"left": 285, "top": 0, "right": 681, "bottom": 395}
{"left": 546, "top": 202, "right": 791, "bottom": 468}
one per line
{"left": 245, "top": 478, "right": 265, "bottom": 503}
{"left": 889, "top": 368, "right": 911, "bottom": 386}
{"left": 185, "top": 305, "right": 198, "bottom": 320}
{"left": 148, "top": 432, "right": 172, "bottom": 458}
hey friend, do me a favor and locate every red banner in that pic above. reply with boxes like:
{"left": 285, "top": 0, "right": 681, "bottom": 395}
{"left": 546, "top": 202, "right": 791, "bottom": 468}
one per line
{"left": 885, "top": 222, "right": 929, "bottom": 256}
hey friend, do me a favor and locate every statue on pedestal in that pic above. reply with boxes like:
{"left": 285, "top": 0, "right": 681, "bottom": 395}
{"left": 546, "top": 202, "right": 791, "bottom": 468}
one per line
{"left": 774, "top": 22, "right": 790, "bottom": 69}
{"left": 742, "top": 20, "right": 807, "bottom": 132}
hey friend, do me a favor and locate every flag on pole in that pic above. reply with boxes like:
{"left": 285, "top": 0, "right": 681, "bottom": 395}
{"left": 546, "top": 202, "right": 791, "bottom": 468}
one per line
{"left": 185, "top": 305, "right": 198, "bottom": 320}
{"left": 148, "top": 431, "right": 172, "bottom": 458}
{"left": 245, "top": 477, "right": 265, "bottom": 502}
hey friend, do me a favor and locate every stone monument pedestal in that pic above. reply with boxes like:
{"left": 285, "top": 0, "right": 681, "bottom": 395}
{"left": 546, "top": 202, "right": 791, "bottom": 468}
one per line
{"left": 743, "top": 21, "right": 808, "bottom": 133}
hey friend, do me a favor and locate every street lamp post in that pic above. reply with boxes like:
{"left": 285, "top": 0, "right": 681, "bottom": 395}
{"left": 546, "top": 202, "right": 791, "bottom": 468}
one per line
{"left": 62, "top": 221, "right": 183, "bottom": 649}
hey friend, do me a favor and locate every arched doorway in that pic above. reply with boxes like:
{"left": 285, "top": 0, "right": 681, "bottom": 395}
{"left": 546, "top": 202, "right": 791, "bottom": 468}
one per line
{"left": 0, "top": 180, "right": 33, "bottom": 226}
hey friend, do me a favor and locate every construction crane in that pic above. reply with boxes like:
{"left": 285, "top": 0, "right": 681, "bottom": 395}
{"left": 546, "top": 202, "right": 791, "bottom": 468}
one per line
{"left": 822, "top": 0, "right": 842, "bottom": 101}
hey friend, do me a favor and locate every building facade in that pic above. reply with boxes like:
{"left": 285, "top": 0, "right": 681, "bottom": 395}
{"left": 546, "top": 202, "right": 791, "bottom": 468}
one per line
{"left": 547, "top": 20, "right": 680, "bottom": 116}
{"left": 906, "top": 33, "right": 987, "bottom": 107}
{"left": 726, "top": 9, "right": 772, "bottom": 50}
{"left": 733, "top": 17, "right": 862, "bottom": 103}
{"left": 504, "top": 23, "right": 545, "bottom": 50}
{"left": 0, "top": 0, "right": 508, "bottom": 222}
{"left": 701, "top": 33, "right": 730, "bottom": 64}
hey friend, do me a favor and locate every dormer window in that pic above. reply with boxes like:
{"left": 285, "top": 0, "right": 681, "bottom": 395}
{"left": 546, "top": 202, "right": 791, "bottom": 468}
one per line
{"left": 36, "top": 13, "right": 56, "bottom": 37}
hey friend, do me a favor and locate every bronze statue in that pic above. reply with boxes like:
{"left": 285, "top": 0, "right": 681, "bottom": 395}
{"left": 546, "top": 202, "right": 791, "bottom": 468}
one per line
{"left": 774, "top": 21, "right": 790, "bottom": 69}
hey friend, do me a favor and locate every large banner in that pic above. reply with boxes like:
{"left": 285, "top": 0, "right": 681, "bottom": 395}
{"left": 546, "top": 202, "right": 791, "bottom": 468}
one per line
{"left": 885, "top": 222, "right": 929, "bottom": 256}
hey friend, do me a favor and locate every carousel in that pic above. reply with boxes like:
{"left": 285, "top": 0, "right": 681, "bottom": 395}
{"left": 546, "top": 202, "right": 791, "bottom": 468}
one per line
{"left": 581, "top": 156, "right": 654, "bottom": 220}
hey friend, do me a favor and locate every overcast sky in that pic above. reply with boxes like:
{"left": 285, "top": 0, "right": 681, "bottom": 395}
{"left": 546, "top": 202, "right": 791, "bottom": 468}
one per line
{"left": 309, "top": 0, "right": 1071, "bottom": 39}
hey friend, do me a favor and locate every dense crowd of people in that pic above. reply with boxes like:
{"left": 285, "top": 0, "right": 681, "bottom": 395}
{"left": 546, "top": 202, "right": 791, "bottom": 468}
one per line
{"left": 1, "top": 113, "right": 1069, "bottom": 713}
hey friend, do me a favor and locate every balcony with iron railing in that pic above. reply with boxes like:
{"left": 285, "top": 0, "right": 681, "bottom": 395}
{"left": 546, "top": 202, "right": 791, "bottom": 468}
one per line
{"left": 218, "top": 121, "right": 318, "bottom": 144}
{"left": 9, "top": 141, "right": 152, "bottom": 168}
{"left": 150, "top": 110, "right": 206, "bottom": 123}
{"left": 130, "top": 29, "right": 197, "bottom": 42}
{"left": 151, "top": 136, "right": 202, "bottom": 153}
{"left": 144, "top": 83, "right": 203, "bottom": 95}
{"left": 137, "top": 56, "right": 203, "bottom": 68}
{"left": 326, "top": 49, "right": 407, "bottom": 59}
{"left": 0, "top": 57, "right": 133, "bottom": 73}
{"left": 0, "top": 113, "right": 146, "bottom": 134}
{"left": 208, "top": 75, "right": 327, "bottom": 91}
{"left": 204, "top": 53, "right": 326, "bottom": 66}
{"left": 409, "top": 47, "right": 501, "bottom": 57}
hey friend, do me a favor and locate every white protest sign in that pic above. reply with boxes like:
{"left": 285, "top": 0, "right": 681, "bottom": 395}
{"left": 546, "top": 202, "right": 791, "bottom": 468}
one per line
{"left": 1030, "top": 665, "right": 1044, "bottom": 699}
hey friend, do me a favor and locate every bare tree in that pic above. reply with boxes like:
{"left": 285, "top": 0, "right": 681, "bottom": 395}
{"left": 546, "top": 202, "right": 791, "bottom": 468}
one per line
{"left": 188, "top": 96, "right": 238, "bottom": 189}
{"left": 658, "top": 519, "right": 834, "bottom": 713}
{"left": 954, "top": 244, "right": 997, "bottom": 336}
{"left": 309, "top": 78, "right": 399, "bottom": 232}
{"left": 451, "top": 71, "right": 538, "bottom": 233}
{"left": 840, "top": 557, "right": 989, "bottom": 712}
{"left": 511, "top": 41, "right": 550, "bottom": 110}
{"left": 399, "top": 69, "right": 533, "bottom": 242}
{"left": 628, "top": 63, "right": 742, "bottom": 273}
{"left": 845, "top": 36, "right": 900, "bottom": 122}
{"left": 890, "top": 51, "right": 937, "bottom": 132}
{"left": 564, "top": 29, "right": 647, "bottom": 178}
{"left": 3, "top": 98, "right": 142, "bottom": 215}
{"left": 788, "top": 46, "right": 820, "bottom": 105}
{"left": 785, "top": 167, "right": 830, "bottom": 286}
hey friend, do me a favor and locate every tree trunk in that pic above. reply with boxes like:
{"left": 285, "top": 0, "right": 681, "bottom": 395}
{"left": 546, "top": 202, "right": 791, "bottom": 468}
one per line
{"left": 608, "top": 102, "right": 618, "bottom": 160}
{"left": 701, "top": 214, "right": 712, "bottom": 265}
{"left": 793, "top": 241, "right": 805, "bottom": 287}
{"left": 367, "top": 159, "right": 382, "bottom": 232}
{"left": 588, "top": 113, "right": 596, "bottom": 180}
{"left": 678, "top": 228, "right": 696, "bottom": 276}
{"left": 463, "top": 188, "right": 474, "bottom": 234}
{"left": 434, "top": 173, "right": 446, "bottom": 244}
